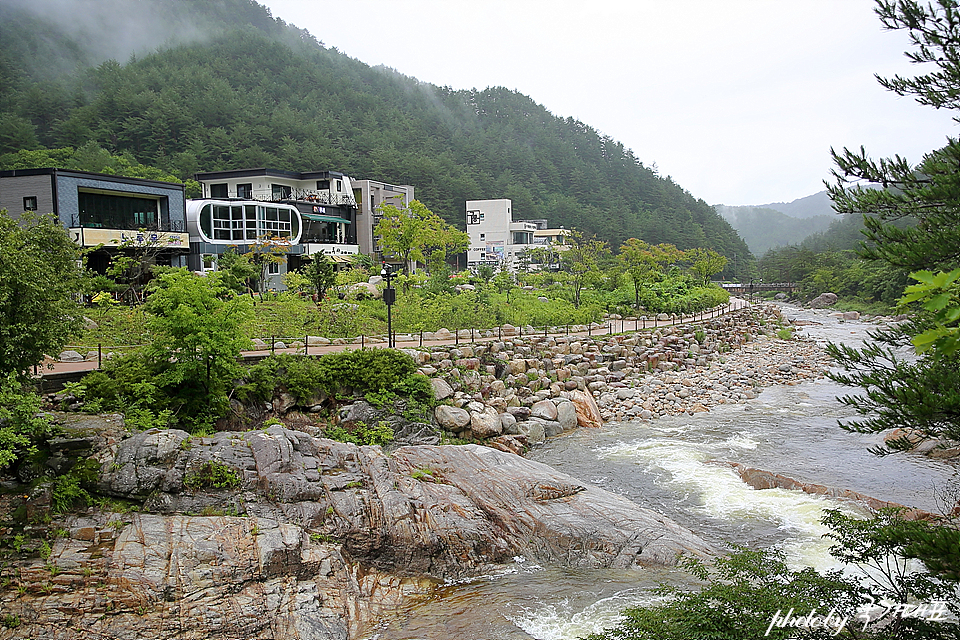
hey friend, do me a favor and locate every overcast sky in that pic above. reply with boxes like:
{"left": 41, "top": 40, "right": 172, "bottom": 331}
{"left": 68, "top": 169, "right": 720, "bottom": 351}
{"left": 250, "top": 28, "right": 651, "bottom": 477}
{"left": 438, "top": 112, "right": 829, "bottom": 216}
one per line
{"left": 261, "top": 0, "right": 956, "bottom": 206}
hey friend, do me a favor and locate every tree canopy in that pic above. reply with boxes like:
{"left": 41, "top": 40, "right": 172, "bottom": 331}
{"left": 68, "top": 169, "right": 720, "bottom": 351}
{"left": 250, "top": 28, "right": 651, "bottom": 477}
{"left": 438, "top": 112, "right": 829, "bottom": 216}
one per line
{"left": 0, "top": 210, "right": 85, "bottom": 377}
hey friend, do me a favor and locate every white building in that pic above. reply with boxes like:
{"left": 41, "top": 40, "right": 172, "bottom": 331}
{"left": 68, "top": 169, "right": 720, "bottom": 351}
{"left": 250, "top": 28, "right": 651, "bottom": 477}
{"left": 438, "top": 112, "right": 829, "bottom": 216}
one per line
{"left": 465, "top": 198, "right": 538, "bottom": 271}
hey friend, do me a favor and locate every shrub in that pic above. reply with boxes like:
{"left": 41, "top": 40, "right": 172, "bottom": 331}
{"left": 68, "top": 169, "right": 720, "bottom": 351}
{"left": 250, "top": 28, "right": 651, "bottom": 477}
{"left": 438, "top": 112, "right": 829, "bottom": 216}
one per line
{"left": 0, "top": 373, "right": 55, "bottom": 469}
{"left": 184, "top": 461, "right": 241, "bottom": 491}
{"left": 315, "top": 349, "right": 418, "bottom": 394}
{"left": 323, "top": 421, "right": 394, "bottom": 446}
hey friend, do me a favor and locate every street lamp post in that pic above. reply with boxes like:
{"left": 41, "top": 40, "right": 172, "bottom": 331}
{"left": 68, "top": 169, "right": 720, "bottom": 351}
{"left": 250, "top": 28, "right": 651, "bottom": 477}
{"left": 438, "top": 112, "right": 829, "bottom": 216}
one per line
{"left": 381, "top": 264, "right": 396, "bottom": 348}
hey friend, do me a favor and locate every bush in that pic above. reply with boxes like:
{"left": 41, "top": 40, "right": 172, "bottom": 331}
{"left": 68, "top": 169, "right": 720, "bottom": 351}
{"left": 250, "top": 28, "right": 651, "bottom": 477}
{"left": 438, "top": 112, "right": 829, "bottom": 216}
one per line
{"left": 184, "top": 461, "right": 241, "bottom": 491}
{"left": 322, "top": 421, "right": 394, "bottom": 446}
{"left": 0, "top": 373, "right": 55, "bottom": 469}
{"left": 315, "top": 349, "right": 418, "bottom": 394}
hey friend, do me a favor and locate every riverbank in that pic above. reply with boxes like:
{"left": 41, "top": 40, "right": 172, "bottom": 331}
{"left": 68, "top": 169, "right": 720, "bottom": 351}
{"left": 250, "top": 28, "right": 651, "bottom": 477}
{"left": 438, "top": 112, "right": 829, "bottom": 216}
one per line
{"left": 415, "top": 303, "right": 835, "bottom": 448}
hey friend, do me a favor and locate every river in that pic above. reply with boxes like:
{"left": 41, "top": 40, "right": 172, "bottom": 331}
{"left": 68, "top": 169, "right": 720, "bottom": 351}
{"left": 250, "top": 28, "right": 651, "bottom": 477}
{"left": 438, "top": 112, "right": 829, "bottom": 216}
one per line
{"left": 363, "top": 304, "right": 957, "bottom": 640}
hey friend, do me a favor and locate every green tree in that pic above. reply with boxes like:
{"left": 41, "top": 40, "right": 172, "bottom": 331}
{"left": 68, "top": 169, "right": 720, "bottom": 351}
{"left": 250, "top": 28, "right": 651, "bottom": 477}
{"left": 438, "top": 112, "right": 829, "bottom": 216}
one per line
{"left": 375, "top": 200, "right": 468, "bottom": 274}
{"left": 215, "top": 248, "right": 259, "bottom": 296}
{"left": 303, "top": 253, "right": 337, "bottom": 301}
{"left": 0, "top": 210, "right": 85, "bottom": 377}
{"left": 824, "top": 0, "right": 960, "bottom": 597}
{"left": 0, "top": 373, "right": 54, "bottom": 469}
{"left": 560, "top": 230, "right": 610, "bottom": 308}
{"left": 143, "top": 269, "right": 252, "bottom": 426}
{"left": 826, "top": 0, "right": 960, "bottom": 451}
{"left": 685, "top": 247, "right": 729, "bottom": 286}
{"left": 618, "top": 239, "right": 682, "bottom": 309}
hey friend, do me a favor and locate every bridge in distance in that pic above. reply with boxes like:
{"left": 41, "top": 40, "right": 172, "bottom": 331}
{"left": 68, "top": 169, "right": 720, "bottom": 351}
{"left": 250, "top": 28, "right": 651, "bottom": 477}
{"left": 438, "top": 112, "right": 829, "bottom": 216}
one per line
{"left": 718, "top": 282, "right": 799, "bottom": 294}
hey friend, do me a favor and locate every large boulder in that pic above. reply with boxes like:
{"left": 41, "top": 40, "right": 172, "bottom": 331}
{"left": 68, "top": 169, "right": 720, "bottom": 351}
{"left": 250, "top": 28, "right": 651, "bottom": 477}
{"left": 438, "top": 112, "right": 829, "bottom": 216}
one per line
{"left": 566, "top": 390, "right": 603, "bottom": 429}
{"left": 430, "top": 378, "right": 454, "bottom": 400}
{"left": 530, "top": 399, "right": 558, "bottom": 422}
{"left": 469, "top": 408, "right": 503, "bottom": 438}
{"left": 809, "top": 292, "right": 838, "bottom": 308}
{"left": 556, "top": 401, "right": 579, "bottom": 431}
{"left": 435, "top": 405, "right": 471, "bottom": 430}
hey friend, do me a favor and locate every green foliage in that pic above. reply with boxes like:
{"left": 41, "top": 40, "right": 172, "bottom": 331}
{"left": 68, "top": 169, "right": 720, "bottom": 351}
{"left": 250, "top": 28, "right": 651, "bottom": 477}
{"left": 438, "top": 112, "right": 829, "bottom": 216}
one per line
{"left": 216, "top": 248, "right": 259, "bottom": 296}
{"left": 302, "top": 254, "right": 337, "bottom": 300}
{"left": 684, "top": 247, "right": 729, "bottom": 286}
{"left": 239, "top": 350, "right": 429, "bottom": 410}
{"left": 78, "top": 352, "right": 160, "bottom": 412}
{"left": 0, "top": 373, "right": 54, "bottom": 469}
{"left": 322, "top": 421, "right": 394, "bottom": 446}
{"left": 143, "top": 269, "right": 252, "bottom": 425}
{"left": 122, "top": 407, "right": 175, "bottom": 431}
{"left": 374, "top": 200, "right": 469, "bottom": 273}
{"left": 899, "top": 268, "right": 960, "bottom": 357}
{"left": 315, "top": 349, "right": 418, "bottom": 394}
{"left": 0, "top": 210, "right": 85, "bottom": 376}
{"left": 560, "top": 230, "right": 610, "bottom": 308}
{"left": 184, "top": 461, "right": 241, "bottom": 491}
{"left": 50, "top": 472, "right": 91, "bottom": 514}
{"left": 587, "top": 509, "right": 960, "bottom": 640}
{"left": 582, "top": 548, "right": 863, "bottom": 640}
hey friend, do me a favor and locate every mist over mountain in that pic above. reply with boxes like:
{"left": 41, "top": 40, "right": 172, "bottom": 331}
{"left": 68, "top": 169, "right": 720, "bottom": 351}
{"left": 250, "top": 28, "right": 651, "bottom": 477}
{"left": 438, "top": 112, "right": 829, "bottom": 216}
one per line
{"left": 755, "top": 191, "right": 835, "bottom": 220}
{"left": 0, "top": 0, "right": 750, "bottom": 265}
{"left": 714, "top": 191, "right": 838, "bottom": 255}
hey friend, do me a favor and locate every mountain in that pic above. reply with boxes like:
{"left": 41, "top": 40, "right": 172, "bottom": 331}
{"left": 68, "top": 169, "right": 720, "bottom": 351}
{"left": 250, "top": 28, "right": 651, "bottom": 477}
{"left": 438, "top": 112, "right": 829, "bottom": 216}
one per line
{"left": 757, "top": 191, "right": 835, "bottom": 219}
{"left": 0, "top": 0, "right": 750, "bottom": 265}
{"left": 715, "top": 191, "right": 837, "bottom": 255}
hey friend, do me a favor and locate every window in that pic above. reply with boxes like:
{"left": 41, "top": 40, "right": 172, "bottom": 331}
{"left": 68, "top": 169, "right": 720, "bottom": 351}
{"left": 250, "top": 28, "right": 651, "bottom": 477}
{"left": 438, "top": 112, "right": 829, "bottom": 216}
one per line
{"left": 336, "top": 180, "right": 342, "bottom": 192}
{"left": 317, "top": 180, "right": 330, "bottom": 190}
{"left": 23, "top": 196, "right": 37, "bottom": 211}
{"left": 78, "top": 192, "right": 160, "bottom": 230}
{"left": 237, "top": 183, "right": 252, "bottom": 199}
{"left": 202, "top": 203, "right": 297, "bottom": 242}
{"left": 267, "top": 262, "right": 280, "bottom": 275}
{"left": 271, "top": 184, "right": 292, "bottom": 200}
{"left": 479, "top": 233, "right": 485, "bottom": 240}
{"left": 210, "top": 183, "right": 228, "bottom": 198}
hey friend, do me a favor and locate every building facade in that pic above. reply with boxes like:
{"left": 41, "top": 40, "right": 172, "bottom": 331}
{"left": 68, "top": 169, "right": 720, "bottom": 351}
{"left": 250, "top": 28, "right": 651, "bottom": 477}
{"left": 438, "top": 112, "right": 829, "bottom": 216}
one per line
{"left": 351, "top": 179, "right": 414, "bottom": 259}
{"left": 0, "top": 168, "right": 189, "bottom": 274}
{"left": 192, "top": 168, "right": 368, "bottom": 289}
{"left": 465, "top": 198, "right": 539, "bottom": 271}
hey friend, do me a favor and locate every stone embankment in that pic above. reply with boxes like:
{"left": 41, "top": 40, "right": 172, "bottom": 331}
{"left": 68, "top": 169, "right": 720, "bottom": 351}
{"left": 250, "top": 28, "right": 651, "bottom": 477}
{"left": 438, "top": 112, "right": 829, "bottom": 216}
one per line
{"left": 409, "top": 305, "right": 832, "bottom": 449}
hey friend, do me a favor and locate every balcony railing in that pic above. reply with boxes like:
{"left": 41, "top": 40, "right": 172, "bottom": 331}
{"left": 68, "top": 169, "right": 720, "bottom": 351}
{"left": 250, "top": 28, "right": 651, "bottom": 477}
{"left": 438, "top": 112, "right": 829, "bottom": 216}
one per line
{"left": 225, "top": 188, "right": 357, "bottom": 207}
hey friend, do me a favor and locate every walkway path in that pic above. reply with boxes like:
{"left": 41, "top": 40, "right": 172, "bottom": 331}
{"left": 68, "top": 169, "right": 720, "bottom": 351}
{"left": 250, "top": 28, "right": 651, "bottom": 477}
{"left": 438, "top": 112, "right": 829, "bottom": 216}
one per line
{"left": 35, "top": 298, "right": 754, "bottom": 379}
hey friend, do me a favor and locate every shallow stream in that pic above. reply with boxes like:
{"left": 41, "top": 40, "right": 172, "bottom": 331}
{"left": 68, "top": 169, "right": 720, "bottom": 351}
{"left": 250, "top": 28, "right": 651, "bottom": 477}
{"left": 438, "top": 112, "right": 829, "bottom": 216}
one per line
{"left": 364, "top": 304, "right": 957, "bottom": 640}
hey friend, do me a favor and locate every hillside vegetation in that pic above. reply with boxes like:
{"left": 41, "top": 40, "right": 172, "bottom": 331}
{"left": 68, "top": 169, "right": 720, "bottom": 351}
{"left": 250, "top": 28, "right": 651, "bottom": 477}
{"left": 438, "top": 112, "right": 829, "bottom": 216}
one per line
{"left": 0, "top": 0, "right": 749, "bottom": 268}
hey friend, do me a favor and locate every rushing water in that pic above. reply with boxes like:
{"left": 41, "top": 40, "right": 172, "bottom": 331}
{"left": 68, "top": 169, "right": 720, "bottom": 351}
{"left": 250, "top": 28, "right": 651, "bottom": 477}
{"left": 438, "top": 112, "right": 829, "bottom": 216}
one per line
{"left": 363, "top": 305, "right": 958, "bottom": 640}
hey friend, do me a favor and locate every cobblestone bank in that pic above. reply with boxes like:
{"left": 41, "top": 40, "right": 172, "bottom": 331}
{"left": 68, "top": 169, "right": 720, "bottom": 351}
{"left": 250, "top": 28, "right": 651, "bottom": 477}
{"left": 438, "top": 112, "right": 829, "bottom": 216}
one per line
{"left": 409, "top": 304, "right": 833, "bottom": 445}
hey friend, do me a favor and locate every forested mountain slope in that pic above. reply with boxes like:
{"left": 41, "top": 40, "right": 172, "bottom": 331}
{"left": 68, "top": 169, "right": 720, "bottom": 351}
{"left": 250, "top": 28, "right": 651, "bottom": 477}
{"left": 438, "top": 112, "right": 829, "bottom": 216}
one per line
{"left": 0, "top": 0, "right": 749, "bottom": 261}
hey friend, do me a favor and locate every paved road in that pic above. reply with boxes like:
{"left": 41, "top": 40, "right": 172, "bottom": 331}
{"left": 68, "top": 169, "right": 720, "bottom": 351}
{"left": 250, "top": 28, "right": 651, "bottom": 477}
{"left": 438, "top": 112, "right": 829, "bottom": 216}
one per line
{"left": 36, "top": 298, "right": 753, "bottom": 378}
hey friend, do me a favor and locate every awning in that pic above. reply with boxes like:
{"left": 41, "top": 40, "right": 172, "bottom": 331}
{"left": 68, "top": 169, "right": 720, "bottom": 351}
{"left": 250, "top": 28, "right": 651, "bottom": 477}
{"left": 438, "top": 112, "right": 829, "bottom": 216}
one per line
{"left": 302, "top": 213, "right": 351, "bottom": 224}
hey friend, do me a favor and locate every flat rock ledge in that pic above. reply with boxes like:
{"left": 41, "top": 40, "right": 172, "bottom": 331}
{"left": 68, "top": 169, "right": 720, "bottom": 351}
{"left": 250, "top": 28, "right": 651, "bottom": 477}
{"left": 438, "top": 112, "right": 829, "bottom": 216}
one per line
{"left": 2, "top": 426, "right": 713, "bottom": 640}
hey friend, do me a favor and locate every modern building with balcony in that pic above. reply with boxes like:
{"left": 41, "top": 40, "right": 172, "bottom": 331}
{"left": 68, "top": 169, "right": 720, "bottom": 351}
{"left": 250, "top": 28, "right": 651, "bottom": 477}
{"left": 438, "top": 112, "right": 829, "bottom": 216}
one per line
{"left": 194, "top": 168, "right": 360, "bottom": 261}
{"left": 0, "top": 168, "right": 189, "bottom": 274}
{"left": 465, "top": 198, "right": 539, "bottom": 271}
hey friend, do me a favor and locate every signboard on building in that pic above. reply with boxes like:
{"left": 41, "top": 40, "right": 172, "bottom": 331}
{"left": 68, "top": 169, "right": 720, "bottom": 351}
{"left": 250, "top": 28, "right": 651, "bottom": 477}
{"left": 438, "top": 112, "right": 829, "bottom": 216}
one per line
{"left": 483, "top": 241, "right": 504, "bottom": 262}
{"left": 70, "top": 228, "right": 189, "bottom": 249}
